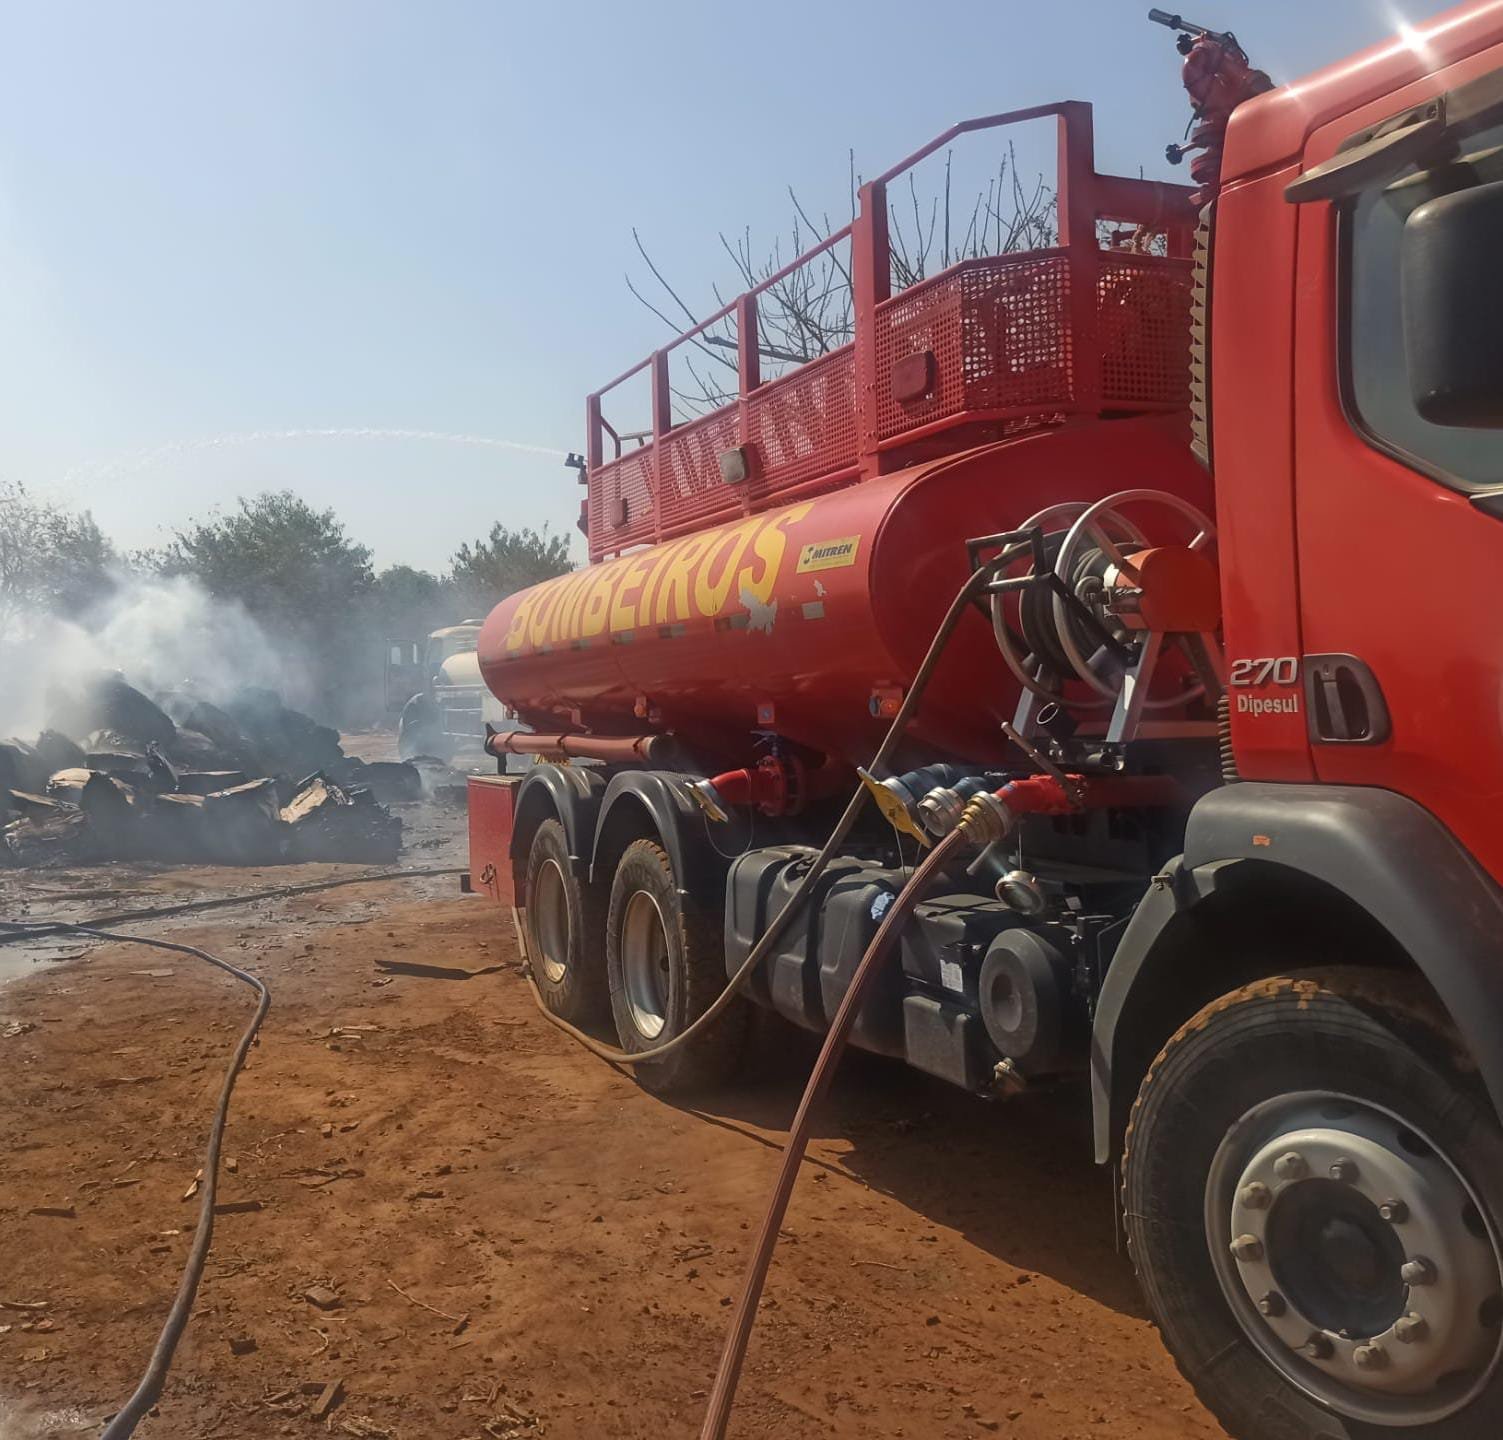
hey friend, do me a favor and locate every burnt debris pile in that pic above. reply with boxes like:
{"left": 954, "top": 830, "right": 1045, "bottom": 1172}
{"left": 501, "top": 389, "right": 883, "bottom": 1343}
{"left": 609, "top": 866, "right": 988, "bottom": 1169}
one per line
{"left": 2, "top": 675, "right": 415, "bottom": 868}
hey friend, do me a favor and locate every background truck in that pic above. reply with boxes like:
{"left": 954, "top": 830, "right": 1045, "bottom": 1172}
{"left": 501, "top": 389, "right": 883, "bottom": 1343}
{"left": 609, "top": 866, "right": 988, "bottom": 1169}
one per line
{"left": 465, "top": 7, "right": 1503, "bottom": 1436}
{"left": 388, "top": 621, "right": 527, "bottom": 767}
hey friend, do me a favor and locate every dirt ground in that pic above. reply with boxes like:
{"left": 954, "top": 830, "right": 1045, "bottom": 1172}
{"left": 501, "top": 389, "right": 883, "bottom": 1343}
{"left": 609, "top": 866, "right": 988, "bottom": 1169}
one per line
{"left": 0, "top": 755, "right": 1228, "bottom": 1440}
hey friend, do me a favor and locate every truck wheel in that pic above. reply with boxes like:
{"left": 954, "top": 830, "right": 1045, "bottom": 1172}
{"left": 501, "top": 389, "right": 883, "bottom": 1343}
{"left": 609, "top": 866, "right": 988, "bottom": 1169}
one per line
{"left": 1124, "top": 970, "right": 1503, "bottom": 1440}
{"left": 523, "top": 819, "right": 607, "bottom": 1024}
{"left": 605, "top": 838, "right": 748, "bottom": 1094}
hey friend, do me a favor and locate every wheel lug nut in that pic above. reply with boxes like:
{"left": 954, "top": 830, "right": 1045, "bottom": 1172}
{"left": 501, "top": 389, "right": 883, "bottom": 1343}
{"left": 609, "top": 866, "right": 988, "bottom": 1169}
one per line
{"left": 1305, "top": 1331, "right": 1335, "bottom": 1360}
{"left": 1353, "top": 1343, "right": 1390, "bottom": 1371}
{"left": 1329, "top": 1158, "right": 1359, "bottom": 1183}
{"left": 1239, "top": 1182, "right": 1273, "bottom": 1210}
{"left": 1394, "top": 1314, "right": 1429, "bottom": 1345}
{"left": 1379, "top": 1199, "right": 1410, "bottom": 1224}
{"left": 1258, "top": 1292, "right": 1287, "bottom": 1318}
{"left": 1229, "top": 1234, "right": 1265, "bottom": 1263}
{"left": 1402, "top": 1257, "right": 1437, "bottom": 1287}
{"left": 1274, "top": 1152, "right": 1310, "bottom": 1182}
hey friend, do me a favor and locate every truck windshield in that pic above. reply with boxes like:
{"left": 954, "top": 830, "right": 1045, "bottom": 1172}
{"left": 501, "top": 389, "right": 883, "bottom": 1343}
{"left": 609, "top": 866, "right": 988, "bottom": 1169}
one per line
{"left": 1344, "top": 122, "right": 1503, "bottom": 489}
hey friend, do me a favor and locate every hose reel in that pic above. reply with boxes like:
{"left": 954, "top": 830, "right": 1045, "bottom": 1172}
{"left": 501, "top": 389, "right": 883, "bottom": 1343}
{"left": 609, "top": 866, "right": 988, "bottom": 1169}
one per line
{"left": 989, "top": 489, "right": 1224, "bottom": 747}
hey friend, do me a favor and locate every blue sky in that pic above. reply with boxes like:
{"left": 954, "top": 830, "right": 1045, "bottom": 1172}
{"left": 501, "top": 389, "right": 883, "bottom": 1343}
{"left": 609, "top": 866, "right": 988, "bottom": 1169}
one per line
{"left": 0, "top": 0, "right": 1459, "bottom": 572}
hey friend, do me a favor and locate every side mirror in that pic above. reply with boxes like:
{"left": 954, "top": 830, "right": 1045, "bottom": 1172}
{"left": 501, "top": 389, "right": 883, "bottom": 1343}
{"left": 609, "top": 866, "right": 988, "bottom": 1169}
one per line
{"left": 1402, "top": 179, "right": 1503, "bottom": 427}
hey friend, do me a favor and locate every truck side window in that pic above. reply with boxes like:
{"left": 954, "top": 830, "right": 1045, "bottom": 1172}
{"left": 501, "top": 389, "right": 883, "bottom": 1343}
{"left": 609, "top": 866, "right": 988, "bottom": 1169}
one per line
{"left": 1343, "top": 121, "right": 1503, "bottom": 488}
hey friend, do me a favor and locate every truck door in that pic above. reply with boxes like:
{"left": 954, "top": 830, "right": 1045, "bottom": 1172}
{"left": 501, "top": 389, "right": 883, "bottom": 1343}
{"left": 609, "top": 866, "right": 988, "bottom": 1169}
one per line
{"left": 1292, "top": 46, "right": 1503, "bottom": 882}
{"left": 384, "top": 640, "right": 423, "bottom": 712}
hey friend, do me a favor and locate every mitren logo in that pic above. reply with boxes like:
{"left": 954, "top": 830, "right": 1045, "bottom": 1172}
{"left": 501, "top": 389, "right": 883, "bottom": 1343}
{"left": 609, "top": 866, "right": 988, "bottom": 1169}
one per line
{"left": 1237, "top": 692, "right": 1301, "bottom": 717}
{"left": 796, "top": 536, "right": 860, "bottom": 574}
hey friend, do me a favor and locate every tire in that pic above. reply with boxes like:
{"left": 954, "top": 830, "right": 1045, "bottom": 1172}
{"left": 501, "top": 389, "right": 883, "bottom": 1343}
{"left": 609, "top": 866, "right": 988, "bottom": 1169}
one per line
{"left": 1124, "top": 969, "right": 1503, "bottom": 1440}
{"left": 605, "top": 838, "right": 749, "bottom": 1094}
{"left": 523, "top": 819, "right": 607, "bottom": 1024}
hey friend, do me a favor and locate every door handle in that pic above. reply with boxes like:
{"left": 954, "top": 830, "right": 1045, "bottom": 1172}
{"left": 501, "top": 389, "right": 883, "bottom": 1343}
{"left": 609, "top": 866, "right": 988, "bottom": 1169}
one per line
{"left": 1304, "top": 654, "right": 1391, "bottom": 745}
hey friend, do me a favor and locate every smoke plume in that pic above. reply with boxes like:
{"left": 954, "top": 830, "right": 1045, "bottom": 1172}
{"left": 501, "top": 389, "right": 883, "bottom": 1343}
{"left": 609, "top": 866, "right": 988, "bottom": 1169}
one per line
{"left": 0, "top": 573, "right": 298, "bottom": 739}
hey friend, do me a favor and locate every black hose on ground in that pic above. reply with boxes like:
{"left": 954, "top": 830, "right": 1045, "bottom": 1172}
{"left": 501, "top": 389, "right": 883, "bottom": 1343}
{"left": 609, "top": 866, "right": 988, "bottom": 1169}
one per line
{"left": 33, "top": 927, "right": 272, "bottom": 1440}
{"left": 521, "top": 555, "right": 1007, "bottom": 1068}
{"left": 0, "top": 867, "right": 464, "bottom": 1437}
{"left": 0, "top": 867, "right": 466, "bottom": 947}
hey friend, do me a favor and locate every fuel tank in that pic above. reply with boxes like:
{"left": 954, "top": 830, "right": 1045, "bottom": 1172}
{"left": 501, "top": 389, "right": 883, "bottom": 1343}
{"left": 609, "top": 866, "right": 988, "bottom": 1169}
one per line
{"left": 478, "top": 415, "right": 1210, "bottom": 767}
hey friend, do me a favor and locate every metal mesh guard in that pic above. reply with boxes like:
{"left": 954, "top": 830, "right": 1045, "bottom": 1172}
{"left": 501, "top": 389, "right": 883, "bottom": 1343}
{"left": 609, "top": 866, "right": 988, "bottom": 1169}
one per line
{"left": 588, "top": 446, "right": 656, "bottom": 556}
{"left": 588, "top": 251, "right": 1190, "bottom": 559}
{"left": 748, "top": 346, "right": 857, "bottom": 498}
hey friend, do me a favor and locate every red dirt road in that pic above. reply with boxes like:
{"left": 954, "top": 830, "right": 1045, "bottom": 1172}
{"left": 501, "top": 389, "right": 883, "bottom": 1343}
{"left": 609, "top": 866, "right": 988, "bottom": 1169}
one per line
{"left": 0, "top": 873, "right": 1227, "bottom": 1439}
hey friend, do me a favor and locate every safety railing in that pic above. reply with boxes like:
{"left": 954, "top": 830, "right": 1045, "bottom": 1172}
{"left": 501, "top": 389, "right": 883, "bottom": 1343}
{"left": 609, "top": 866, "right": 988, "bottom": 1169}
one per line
{"left": 584, "top": 102, "right": 1196, "bottom": 561}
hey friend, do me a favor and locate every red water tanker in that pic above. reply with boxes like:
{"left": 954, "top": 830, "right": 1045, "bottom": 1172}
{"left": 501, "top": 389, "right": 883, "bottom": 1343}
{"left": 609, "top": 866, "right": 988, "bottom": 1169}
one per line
{"left": 479, "top": 102, "right": 1210, "bottom": 769}
{"left": 478, "top": 415, "right": 1212, "bottom": 766}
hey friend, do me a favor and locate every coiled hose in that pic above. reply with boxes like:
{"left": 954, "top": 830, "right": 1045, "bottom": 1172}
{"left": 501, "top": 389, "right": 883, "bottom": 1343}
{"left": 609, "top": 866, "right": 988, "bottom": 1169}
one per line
{"left": 521, "top": 555, "right": 1005, "bottom": 1067}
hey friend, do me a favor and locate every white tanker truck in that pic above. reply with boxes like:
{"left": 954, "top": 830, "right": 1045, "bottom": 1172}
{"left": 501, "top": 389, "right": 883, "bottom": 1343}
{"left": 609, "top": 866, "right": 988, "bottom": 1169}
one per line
{"left": 388, "top": 622, "right": 527, "bottom": 768}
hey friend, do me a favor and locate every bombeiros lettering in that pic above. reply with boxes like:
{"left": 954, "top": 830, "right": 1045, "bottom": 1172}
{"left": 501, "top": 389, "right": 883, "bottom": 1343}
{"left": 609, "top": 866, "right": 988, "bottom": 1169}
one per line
{"left": 503, "top": 502, "right": 815, "bottom": 652}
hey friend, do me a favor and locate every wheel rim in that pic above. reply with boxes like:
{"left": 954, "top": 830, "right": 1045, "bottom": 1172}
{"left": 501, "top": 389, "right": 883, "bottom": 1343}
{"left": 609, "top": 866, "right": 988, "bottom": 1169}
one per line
{"left": 531, "top": 858, "right": 570, "bottom": 985}
{"left": 620, "top": 888, "right": 671, "bottom": 1041}
{"left": 1206, "top": 1091, "right": 1503, "bottom": 1426}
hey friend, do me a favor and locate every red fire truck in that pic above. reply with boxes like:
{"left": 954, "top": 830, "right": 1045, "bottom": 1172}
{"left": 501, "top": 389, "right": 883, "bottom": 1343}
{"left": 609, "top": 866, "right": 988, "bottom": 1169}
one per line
{"left": 466, "top": 7, "right": 1503, "bottom": 1434}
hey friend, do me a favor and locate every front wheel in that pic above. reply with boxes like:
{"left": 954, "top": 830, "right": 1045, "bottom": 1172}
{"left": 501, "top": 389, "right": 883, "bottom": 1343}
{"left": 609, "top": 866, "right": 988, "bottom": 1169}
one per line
{"left": 605, "top": 838, "right": 748, "bottom": 1094}
{"left": 1124, "top": 970, "right": 1503, "bottom": 1439}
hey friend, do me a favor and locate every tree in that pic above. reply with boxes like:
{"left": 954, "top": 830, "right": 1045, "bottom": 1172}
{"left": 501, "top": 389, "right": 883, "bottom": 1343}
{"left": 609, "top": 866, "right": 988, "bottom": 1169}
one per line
{"left": 450, "top": 524, "right": 573, "bottom": 614}
{"left": 0, "top": 480, "right": 119, "bottom": 642}
{"left": 372, "top": 564, "right": 453, "bottom": 642}
{"left": 163, "top": 490, "right": 374, "bottom": 625}
{"left": 161, "top": 491, "right": 375, "bottom": 718}
{"left": 44, "top": 509, "right": 118, "bottom": 618}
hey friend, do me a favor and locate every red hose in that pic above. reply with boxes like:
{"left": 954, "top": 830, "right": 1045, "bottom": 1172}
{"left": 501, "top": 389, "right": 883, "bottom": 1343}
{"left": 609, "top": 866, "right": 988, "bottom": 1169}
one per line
{"left": 697, "top": 827, "right": 967, "bottom": 1439}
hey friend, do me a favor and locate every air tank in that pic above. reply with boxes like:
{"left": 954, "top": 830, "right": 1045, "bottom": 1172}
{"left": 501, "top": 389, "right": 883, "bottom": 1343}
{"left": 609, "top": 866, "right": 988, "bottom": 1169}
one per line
{"left": 477, "top": 415, "right": 1209, "bottom": 767}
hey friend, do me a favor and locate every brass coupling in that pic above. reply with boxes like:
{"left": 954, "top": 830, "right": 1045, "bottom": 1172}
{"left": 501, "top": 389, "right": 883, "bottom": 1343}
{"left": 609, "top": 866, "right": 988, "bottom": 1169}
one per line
{"left": 956, "top": 790, "right": 1015, "bottom": 847}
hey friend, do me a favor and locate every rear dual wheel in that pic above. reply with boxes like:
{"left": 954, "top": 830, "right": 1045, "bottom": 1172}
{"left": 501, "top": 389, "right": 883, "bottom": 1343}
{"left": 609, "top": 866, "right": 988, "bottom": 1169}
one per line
{"left": 605, "top": 838, "right": 749, "bottom": 1094}
{"left": 1125, "top": 970, "right": 1503, "bottom": 1439}
{"left": 524, "top": 822, "right": 747, "bottom": 1092}
{"left": 523, "top": 818, "right": 608, "bottom": 1024}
